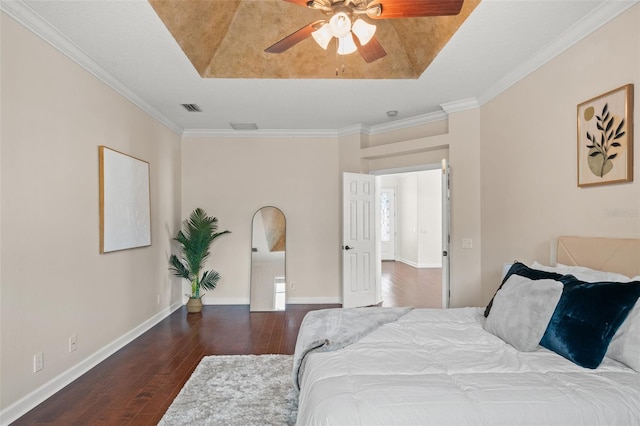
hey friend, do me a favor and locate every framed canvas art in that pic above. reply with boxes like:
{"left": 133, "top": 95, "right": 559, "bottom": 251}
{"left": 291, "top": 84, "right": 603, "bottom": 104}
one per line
{"left": 99, "top": 146, "right": 151, "bottom": 253}
{"left": 577, "top": 84, "right": 634, "bottom": 187}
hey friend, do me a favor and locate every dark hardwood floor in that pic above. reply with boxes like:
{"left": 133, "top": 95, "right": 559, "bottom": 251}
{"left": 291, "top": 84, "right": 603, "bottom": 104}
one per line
{"left": 11, "top": 304, "right": 338, "bottom": 425}
{"left": 381, "top": 261, "right": 442, "bottom": 308}
{"left": 13, "top": 262, "right": 438, "bottom": 425}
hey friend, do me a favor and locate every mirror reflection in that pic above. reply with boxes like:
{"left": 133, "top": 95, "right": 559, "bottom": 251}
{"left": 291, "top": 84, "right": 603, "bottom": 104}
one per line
{"left": 250, "top": 207, "right": 286, "bottom": 311}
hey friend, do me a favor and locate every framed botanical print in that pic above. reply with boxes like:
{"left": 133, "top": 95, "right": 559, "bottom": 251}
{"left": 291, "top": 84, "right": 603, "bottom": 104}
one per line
{"left": 577, "top": 84, "right": 633, "bottom": 187}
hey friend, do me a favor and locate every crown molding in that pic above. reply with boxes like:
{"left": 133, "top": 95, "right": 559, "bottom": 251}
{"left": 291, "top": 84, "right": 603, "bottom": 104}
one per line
{"left": 477, "top": 0, "right": 639, "bottom": 106}
{"left": 338, "top": 124, "right": 371, "bottom": 137}
{"left": 440, "top": 98, "right": 480, "bottom": 114}
{"left": 365, "top": 110, "right": 449, "bottom": 135}
{"left": 181, "top": 128, "right": 340, "bottom": 138}
{"left": 0, "top": 0, "right": 184, "bottom": 136}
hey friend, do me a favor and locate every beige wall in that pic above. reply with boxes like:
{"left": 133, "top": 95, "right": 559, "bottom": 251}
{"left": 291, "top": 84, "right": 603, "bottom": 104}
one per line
{"left": 180, "top": 136, "right": 341, "bottom": 304}
{"left": 0, "top": 14, "right": 182, "bottom": 413}
{"left": 480, "top": 5, "right": 640, "bottom": 303}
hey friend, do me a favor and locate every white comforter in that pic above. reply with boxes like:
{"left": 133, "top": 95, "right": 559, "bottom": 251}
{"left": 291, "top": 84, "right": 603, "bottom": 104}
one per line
{"left": 296, "top": 308, "right": 640, "bottom": 425}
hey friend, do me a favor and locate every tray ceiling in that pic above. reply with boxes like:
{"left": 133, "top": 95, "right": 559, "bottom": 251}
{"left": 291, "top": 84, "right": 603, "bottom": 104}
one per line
{"left": 149, "top": 0, "right": 479, "bottom": 79}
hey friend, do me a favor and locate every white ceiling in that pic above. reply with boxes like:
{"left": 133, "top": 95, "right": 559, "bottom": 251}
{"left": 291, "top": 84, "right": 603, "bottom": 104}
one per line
{"left": 3, "top": 0, "right": 637, "bottom": 136}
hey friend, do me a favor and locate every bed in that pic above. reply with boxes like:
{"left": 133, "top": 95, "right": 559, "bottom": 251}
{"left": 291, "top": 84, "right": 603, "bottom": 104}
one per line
{"left": 294, "top": 237, "right": 640, "bottom": 425}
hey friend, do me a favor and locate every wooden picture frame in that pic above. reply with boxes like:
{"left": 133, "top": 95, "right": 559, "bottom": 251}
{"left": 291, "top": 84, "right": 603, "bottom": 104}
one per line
{"left": 99, "top": 146, "right": 151, "bottom": 253}
{"left": 577, "top": 84, "right": 634, "bottom": 187}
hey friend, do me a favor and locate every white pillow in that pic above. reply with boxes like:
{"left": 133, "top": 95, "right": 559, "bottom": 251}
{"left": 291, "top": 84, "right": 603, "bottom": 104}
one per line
{"left": 531, "top": 261, "right": 631, "bottom": 283}
{"left": 530, "top": 261, "right": 562, "bottom": 273}
{"left": 606, "top": 298, "right": 640, "bottom": 371}
{"left": 484, "top": 275, "right": 563, "bottom": 352}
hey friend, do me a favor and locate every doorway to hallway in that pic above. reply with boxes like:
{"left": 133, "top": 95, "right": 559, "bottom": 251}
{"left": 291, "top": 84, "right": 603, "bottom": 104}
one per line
{"left": 376, "top": 166, "right": 446, "bottom": 308}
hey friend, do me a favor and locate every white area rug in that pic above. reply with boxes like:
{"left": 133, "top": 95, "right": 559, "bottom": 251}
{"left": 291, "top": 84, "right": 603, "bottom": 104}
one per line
{"left": 158, "top": 354, "right": 297, "bottom": 426}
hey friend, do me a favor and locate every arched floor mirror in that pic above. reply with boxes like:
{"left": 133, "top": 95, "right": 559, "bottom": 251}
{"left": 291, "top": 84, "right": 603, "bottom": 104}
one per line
{"left": 250, "top": 206, "right": 286, "bottom": 312}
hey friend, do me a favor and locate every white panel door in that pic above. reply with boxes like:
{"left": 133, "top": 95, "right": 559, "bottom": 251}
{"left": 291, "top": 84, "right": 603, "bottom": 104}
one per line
{"left": 343, "top": 172, "right": 377, "bottom": 308}
{"left": 441, "top": 159, "right": 451, "bottom": 308}
{"left": 380, "top": 188, "right": 396, "bottom": 261}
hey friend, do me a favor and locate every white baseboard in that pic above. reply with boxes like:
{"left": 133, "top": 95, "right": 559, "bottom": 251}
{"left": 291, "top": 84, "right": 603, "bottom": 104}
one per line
{"left": 286, "top": 297, "right": 342, "bottom": 305}
{"left": 200, "top": 297, "right": 250, "bottom": 305}
{"left": 397, "top": 258, "right": 442, "bottom": 269}
{"left": 0, "top": 301, "right": 183, "bottom": 426}
{"left": 200, "top": 297, "right": 342, "bottom": 305}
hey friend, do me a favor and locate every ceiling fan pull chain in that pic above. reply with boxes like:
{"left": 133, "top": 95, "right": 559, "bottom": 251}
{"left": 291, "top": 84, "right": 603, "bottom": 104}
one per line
{"left": 334, "top": 41, "right": 346, "bottom": 77}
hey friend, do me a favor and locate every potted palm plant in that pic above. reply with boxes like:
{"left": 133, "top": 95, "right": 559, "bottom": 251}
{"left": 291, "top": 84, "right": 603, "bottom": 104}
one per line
{"left": 169, "top": 208, "right": 230, "bottom": 313}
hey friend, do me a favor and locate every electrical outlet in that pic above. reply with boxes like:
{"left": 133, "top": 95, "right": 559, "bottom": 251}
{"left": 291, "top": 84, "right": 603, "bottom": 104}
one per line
{"left": 157, "top": 294, "right": 160, "bottom": 305}
{"left": 290, "top": 282, "right": 295, "bottom": 289}
{"left": 69, "top": 334, "right": 77, "bottom": 352}
{"left": 462, "top": 238, "right": 473, "bottom": 249}
{"left": 33, "top": 352, "right": 44, "bottom": 372}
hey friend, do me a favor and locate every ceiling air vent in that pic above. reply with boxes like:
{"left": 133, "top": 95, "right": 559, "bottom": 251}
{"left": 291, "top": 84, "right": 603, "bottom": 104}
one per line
{"left": 181, "top": 103, "right": 202, "bottom": 112}
{"left": 230, "top": 122, "right": 258, "bottom": 131}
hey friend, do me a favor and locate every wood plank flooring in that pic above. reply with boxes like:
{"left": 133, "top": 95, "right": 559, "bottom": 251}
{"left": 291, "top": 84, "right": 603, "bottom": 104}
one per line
{"left": 11, "top": 304, "right": 338, "bottom": 425}
{"left": 12, "top": 261, "right": 438, "bottom": 425}
{"left": 381, "top": 261, "right": 442, "bottom": 308}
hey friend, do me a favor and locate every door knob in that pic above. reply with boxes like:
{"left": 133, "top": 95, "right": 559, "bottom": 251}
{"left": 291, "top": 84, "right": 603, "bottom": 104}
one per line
{"left": 344, "top": 245, "right": 354, "bottom": 250}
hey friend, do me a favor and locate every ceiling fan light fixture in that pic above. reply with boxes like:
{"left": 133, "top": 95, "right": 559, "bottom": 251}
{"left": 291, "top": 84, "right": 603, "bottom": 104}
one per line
{"left": 311, "top": 23, "right": 333, "bottom": 50}
{"left": 365, "top": 4, "right": 382, "bottom": 19}
{"left": 351, "top": 19, "right": 376, "bottom": 46}
{"left": 329, "top": 12, "right": 352, "bottom": 38}
{"left": 337, "top": 33, "right": 357, "bottom": 55}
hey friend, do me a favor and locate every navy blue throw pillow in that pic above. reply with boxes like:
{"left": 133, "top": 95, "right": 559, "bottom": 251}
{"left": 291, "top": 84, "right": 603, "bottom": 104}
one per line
{"left": 540, "top": 277, "right": 640, "bottom": 369}
{"left": 484, "top": 262, "right": 564, "bottom": 317}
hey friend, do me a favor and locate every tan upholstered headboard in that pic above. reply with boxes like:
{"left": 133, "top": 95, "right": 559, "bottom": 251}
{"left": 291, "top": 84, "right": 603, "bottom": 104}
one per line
{"left": 555, "top": 236, "right": 640, "bottom": 278}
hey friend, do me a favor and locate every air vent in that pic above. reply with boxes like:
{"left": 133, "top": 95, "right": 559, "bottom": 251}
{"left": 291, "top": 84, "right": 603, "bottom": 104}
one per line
{"left": 230, "top": 122, "right": 258, "bottom": 131}
{"left": 181, "top": 103, "right": 202, "bottom": 112}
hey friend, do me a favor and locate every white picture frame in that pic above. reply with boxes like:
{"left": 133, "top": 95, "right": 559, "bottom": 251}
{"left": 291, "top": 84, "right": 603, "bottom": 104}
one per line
{"left": 99, "top": 146, "right": 151, "bottom": 253}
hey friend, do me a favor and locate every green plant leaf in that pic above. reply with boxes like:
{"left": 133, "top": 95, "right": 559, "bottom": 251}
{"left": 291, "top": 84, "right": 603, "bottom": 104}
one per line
{"left": 169, "top": 255, "right": 190, "bottom": 279}
{"left": 200, "top": 270, "right": 221, "bottom": 291}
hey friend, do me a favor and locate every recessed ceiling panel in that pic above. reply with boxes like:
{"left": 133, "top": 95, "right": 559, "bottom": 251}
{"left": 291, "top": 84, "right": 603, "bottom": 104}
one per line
{"left": 149, "top": 0, "right": 480, "bottom": 79}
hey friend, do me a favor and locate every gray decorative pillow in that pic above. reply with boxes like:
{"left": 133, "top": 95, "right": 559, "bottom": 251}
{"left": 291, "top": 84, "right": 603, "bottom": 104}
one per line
{"left": 484, "top": 275, "right": 563, "bottom": 351}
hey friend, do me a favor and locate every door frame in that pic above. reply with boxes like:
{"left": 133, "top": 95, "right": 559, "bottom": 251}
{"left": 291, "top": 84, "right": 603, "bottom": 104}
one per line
{"left": 380, "top": 187, "right": 397, "bottom": 261}
{"left": 370, "top": 161, "right": 450, "bottom": 308}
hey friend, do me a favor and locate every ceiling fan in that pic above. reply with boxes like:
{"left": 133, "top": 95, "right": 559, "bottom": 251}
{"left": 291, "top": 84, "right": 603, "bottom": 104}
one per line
{"left": 265, "top": 0, "right": 464, "bottom": 63}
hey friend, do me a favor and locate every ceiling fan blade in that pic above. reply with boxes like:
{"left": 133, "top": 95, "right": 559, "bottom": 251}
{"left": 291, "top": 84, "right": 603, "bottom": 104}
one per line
{"left": 282, "top": 0, "right": 311, "bottom": 6}
{"left": 368, "top": 0, "right": 464, "bottom": 19}
{"left": 265, "top": 20, "right": 324, "bottom": 54}
{"left": 356, "top": 36, "right": 387, "bottom": 63}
